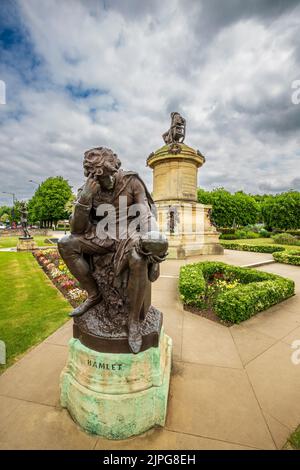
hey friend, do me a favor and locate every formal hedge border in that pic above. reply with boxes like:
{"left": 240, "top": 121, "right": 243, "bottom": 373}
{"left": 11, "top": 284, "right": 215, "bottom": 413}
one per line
{"left": 179, "top": 261, "right": 295, "bottom": 324}
{"left": 273, "top": 250, "right": 300, "bottom": 266}
{"left": 221, "top": 242, "right": 285, "bottom": 253}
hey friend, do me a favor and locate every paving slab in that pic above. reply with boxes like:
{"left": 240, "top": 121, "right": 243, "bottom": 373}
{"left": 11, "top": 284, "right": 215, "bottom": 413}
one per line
{"left": 246, "top": 341, "right": 300, "bottom": 430}
{"left": 181, "top": 311, "right": 242, "bottom": 369}
{"left": 237, "top": 305, "right": 300, "bottom": 340}
{"left": 0, "top": 343, "right": 68, "bottom": 406}
{"left": 262, "top": 412, "right": 293, "bottom": 450}
{"left": 94, "top": 427, "right": 255, "bottom": 450}
{"left": 0, "top": 402, "right": 97, "bottom": 450}
{"left": 45, "top": 320, "right": 73, "bottom": 346}
{"left": 165, "top": 361, "right": 275, "bottom": 449}
{"left": 230, "top": 324, "right": 277, "bottom": 366}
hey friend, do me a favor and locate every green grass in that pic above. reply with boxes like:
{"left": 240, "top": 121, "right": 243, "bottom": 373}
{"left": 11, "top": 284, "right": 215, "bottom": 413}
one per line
{"left": 0, "top": 235, "right": 51, "bottom": 248}
{"left": 221, "top": 238, "right": 300, "bottom": 251}
{"left": 0, "top": 252, "right": 71, "bottom": 373}
{"left": 285, "top": 426, "right": 300, "bottom": 449}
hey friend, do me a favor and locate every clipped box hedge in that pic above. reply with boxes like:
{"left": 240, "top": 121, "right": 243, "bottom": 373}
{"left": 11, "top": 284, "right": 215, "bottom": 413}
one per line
{"left": 273, "top": 250, "right": 300, "bottom": 266}
{"left": 179, "top": 261, "right": 294, "bottom": 324}
{"left": 221, "top": 242, "right": 285, "bottom": 254}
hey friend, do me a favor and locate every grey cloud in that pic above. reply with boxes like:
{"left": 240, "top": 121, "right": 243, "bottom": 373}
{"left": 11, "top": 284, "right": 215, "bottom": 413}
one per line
{"left": 259, "top": 177, "right": 300, "bottom": 192}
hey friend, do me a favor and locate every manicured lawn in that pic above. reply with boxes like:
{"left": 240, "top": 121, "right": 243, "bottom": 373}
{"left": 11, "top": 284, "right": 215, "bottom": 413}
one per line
{"left": 0, "top": 235, "right": 51, "bottom": 248}
{"left": 0, "top": 252, "right": 71, "bottom": 373}
{"left": 222, "top": 237, "right": 300, "bottom": 251}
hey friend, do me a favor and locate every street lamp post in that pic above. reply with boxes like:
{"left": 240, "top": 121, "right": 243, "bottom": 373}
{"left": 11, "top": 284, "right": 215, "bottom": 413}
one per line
{"left": 29, "top": 180, "right": 40, "bottom": 188}
{"left": 2, "top": 191, "right": 17, "bottom": 227}
{"left": 2, "top": 191, "right": 16, "bottom": 205}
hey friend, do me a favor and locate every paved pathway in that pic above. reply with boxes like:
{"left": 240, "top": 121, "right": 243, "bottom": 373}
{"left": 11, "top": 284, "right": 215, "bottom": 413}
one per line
{"left": 0, "top": 250, "right": 299, "bottom": 450}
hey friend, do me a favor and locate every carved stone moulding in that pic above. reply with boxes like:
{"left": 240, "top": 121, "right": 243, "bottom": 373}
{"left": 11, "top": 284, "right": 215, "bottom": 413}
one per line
{"left": 168, "top": 143, "right": 182, "bottom": 154}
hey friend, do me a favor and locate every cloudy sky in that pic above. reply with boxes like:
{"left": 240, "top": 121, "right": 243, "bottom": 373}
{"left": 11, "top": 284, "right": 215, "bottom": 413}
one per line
{"left": 0, "top": 0, "right": 300, "bottom": 204}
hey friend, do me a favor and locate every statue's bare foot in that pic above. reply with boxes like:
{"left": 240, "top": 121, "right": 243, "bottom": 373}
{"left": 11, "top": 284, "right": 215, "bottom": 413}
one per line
{"left": 69, "top": 294, "right": 102, "bottom": 318}
{"left": 128, "top": 322, "right": 142, "bottom": 354}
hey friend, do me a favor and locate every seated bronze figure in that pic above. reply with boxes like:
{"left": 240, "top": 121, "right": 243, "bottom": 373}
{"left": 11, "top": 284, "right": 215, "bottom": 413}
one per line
{"left": 58, "top": 147, "right": 168, "bottom": 354}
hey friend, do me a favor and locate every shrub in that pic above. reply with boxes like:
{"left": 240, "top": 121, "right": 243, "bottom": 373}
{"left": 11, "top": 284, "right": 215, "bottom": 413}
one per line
{"left": 221, "top": 243, "right": 285, "bottom": 253}
{"left": 220, "top": 230, "right": 261, "bottom": 240}
{"left": 232, "top": 230, "right": 259, "bottom": 239}
{"left": 218, "top": 228, "right": 236, "bottom": 235}
{"left": 272, "top": 233, "right": 300, "bottom": 246}
{"left": 219, "top": 233, "right": 238, "bottom": 240}
{"left": 285, "top": 230, "right": 300, "bottom": 238}
{"left": 273, "top": 250, "right": 300, "bottom": 266}
{"left": 179, "top": 261, "right": 294, "bottom": 324}
{"left": 259, "top": 228, "right": 271, "bottom": 238}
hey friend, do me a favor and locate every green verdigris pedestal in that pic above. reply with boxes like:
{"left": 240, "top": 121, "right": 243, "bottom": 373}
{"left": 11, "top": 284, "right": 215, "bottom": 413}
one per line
{"left": 60, "top": 331, "right": 172, "bottom": 439}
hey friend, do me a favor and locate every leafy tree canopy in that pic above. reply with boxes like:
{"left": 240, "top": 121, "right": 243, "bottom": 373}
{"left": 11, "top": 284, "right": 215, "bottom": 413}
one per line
{"left": 28, "top": 177, "right": 73, "bottom": 224}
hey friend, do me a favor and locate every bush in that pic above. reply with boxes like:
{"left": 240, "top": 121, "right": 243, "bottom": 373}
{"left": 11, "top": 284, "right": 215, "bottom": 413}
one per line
{"left": 259, "top": 228, "right": 272, "bottom": 238}
{"left": 221, "top": 243, "right": 285, "bottom": 253}
{"left": 272, "top": 233, "right": 300, "bottom": 246}
{"left": 235, "top": 230, "right": 260, "bottom": 239}
{"left": 220, "top": 230, "right": 261, "bottom": 240}
{"left": 285, "top": 230, "right": 300, "bottom": 237}
{"left": 273, "top": 250, "right": 300, "bottom": 266}
{"left": 218, "top": 228, "right": 236, "bottom": 234}
{"left": 179, "top": 261, "right": 294, "bottom": 324}
{"left": 219, "top": 233, "right": 238, "bottom": 240}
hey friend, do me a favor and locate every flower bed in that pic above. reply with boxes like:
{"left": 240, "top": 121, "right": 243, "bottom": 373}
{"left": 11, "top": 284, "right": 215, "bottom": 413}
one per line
{"left": 220, "top": 242, "right": 285, "bottom": 253}
{"left": 273, "top": 250, "right": 300, "bottom": 266}
{"left": 179, "top": 261, "right": 295, "bottom": 324}
{"left": 33, "top": 249, "right": 87, "bottom": 306}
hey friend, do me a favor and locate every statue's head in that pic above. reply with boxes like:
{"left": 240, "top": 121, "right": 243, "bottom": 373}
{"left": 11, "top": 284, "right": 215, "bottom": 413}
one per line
{"left": 83, "top": 147, "right": 121, "bottom": 190}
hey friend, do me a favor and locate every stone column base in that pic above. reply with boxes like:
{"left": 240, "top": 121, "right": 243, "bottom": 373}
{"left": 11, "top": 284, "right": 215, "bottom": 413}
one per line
{"left": 60, "top": 331, "right": 172, "bottom": 439}
{"left": 16, "top": 238, "right": 38, "bottom": 251}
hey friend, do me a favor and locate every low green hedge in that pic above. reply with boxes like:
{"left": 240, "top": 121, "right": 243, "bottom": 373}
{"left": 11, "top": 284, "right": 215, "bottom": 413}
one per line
{"left": 179, "top": 261, "right": 294, "bottom": 323}
{"left": 273, "top": 250, "right": 300, "bottom": 266}
{"left": 220, "top": 234, "right": 238, "bottom": 240}
{"left": 220, "top": 242, "right": 285, "bottom": 253}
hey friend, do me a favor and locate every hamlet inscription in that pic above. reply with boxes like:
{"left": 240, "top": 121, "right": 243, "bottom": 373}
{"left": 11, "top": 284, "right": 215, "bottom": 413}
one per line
{"left": 87, "top": 360, "right": 124, "bottom": 371}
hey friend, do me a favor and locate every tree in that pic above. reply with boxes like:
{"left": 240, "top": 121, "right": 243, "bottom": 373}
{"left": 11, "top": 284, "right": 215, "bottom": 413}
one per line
{"left": 0, "top": 205, "right": 11, "bottom": 224}
{"left": 0, "top": 205, "right": 11, "bottom": 218}
{"left": 28, "top": 177, "right": 72, "bottom": 228}
{"left": 233, "top": 191, "right": 259, "bottom": 226}
{"left": 261, "top": 191, "right": 300, "bottom": 230}
{"left": 0, "top": 212, "right": 10, "bottom": 223}
{"left": 197, "top": 188, "right": 259, "bottom": 227}
{"left": 64, "top": 193, "right": 76, "bottom": 218}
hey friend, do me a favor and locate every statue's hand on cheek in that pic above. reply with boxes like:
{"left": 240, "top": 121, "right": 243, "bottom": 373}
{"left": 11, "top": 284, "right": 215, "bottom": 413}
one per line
{"left": 79, "top": 174, "right": 100, "bottom": 205}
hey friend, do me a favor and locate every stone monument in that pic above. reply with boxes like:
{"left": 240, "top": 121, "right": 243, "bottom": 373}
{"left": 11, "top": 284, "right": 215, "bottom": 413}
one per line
{"left": 59, "top": 147, "right": 172, "bottom": 439}
{"left": 16, "top": 202, "right": 38, "bottom": 251}
{"left": 147, "top": 112, "right": 223, "bottom": 259}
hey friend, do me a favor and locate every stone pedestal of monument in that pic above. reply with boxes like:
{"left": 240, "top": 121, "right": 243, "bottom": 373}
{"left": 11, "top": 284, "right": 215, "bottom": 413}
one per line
{"left": 147, "top": 143, "right": 223, "bottom": 259}
{"left": 60, "top": 331, "right": 172, "bottom": 439}
{"left": 16, "top": 237, "right": 38, "bottom": 251}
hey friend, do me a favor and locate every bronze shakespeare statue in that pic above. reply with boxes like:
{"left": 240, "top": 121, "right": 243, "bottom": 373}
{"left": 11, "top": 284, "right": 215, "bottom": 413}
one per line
{"left": 20, "top": 202, "right": 31, "bottom": 239}
{"left": 162, "top": 112, "right": 186, "bottom": 144}
{"left": 58, "top": 147, "right": 168, "bottom": 354}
